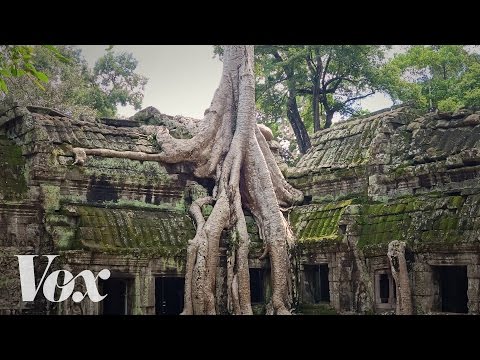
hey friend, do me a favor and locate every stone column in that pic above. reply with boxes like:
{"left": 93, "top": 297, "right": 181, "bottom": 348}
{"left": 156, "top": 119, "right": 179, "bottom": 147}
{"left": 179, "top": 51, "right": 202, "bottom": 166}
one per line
{"left": 412, "top": 262, "right": 434, "bottom": 314}
{"left": 467, "top": 264, "right": 480, "bottom": 314}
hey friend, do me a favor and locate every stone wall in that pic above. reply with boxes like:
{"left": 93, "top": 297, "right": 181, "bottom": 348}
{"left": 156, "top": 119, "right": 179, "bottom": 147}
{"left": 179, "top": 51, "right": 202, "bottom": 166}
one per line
{"left": 287, "top": 106, "right": 480, "bottom": 314}
{"left": 0, "top": 105, "right": 207, "bottom": 313}
{"left": 1, "top": 103, "right": 480, "bottom": 315}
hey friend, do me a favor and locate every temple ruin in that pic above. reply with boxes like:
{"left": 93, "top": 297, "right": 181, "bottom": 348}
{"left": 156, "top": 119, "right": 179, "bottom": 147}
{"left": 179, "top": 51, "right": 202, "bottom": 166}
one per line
{"left": 1, "top": 104, "right": 480, "bottom": 314}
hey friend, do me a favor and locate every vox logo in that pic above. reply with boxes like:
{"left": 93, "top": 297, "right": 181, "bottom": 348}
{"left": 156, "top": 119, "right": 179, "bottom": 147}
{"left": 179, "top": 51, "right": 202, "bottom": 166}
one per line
{"left": 16, "top": 255, "right": 111, "bottom": 303}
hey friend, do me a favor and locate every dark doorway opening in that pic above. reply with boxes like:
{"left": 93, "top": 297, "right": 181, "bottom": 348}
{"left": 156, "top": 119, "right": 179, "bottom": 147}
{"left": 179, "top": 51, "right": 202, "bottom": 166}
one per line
{"left": 155, "top": 277, "right": 185, "bottom": 315}
{"left": 304, "top": 264, "right": 330, "bottom": 303}
{"left": 379, "top": 273, "right": 390, "bottom": 304}
{"left": 433, "top": 266, "right": 468, "bottom": 313}
{"left": 374, "top": 270, "right": 396, "bottom": 309}
{"left": 99, "top": 278, "right": 133, "bottom": 315}
{"left": 249, "top": 268, "right": 265, "bottom": 303}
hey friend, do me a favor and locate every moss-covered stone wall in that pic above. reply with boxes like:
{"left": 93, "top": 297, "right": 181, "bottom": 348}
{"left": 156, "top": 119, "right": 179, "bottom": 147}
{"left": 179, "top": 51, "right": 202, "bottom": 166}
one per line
{"left": 2, "top": 104, "right": 480, "bottom": 315}
{"left": 0, "top": 106, "right": 204, "bottom": 314}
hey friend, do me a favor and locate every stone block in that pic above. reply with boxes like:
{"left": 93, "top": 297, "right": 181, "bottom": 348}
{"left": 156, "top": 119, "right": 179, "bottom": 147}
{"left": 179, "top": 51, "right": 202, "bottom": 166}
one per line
{"left": 413, "top": 271, "right": 434, "bottom": 296}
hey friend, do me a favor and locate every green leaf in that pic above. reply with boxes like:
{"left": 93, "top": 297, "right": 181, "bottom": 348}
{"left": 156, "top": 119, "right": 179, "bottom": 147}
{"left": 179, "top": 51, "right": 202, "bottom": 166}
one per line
{"left": 0, "top": 69, "right": 11, "bottom": 77}
{"left": 0, "top": 78, "right": 8, "bottom": 94}
{"left": 43, "top": 45, "right": 57, "bottom": 52}
{"left": 32, "top": 78, "right": 45, "bottom": 91}
{"left": 35, "top": 71, "right": 49, "bottom": 83}
{"left": 105, "top": 45, "right": 115, "bottom": 51}
{"left": 42, "top": 45, "right": 71, "bottom": 63}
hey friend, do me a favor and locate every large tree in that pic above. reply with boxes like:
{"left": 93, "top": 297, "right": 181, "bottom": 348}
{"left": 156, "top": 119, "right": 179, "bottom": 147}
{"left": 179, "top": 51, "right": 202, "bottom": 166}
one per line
{"left": 93, "top": 51, "right": 148, "bottom": 116}
{"left": 255, "top": 45, "right": 387, "bottom": 154}
{"left": 73, "top": 45, "right": 304, "bottom": 314}
{"left": 380, "top": 45, "right": 480, "bottom": 111}
{"left": 1, "top": 46, "right": 148, "bottom": 118}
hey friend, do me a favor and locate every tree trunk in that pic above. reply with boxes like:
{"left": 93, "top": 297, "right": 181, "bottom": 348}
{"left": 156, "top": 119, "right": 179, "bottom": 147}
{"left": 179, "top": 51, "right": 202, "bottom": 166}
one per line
{"left": 312, "top": 52, "right": 322, "bottom": 133}
{"left": 325, "top": 111, "right": 334, "bottom": 129}
{"left": 347, "top": 237, "right": 375, "bottom": 313}
{"left": 313, "top": 86, "right": 320, "bottom": 133}
{"left": 287, "top": 92, "right": 311, "bottom": 154}
{"left": 387, "top": 241, "right": 413, "bottom": 315}
{"left": 271, "top": 50, "right": 311, "bottom": 155}
{"left": 72, "top": 45, "right": 304, "bottom": 315}
{"left": 179, "top": 45, "right": 304, "bottom": 314}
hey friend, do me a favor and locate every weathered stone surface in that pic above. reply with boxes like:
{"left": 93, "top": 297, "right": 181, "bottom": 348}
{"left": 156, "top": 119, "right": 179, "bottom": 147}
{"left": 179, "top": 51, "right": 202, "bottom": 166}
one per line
{"left": 2, "top": 104, "right": 480, "bottom": 315}
{"left": 287, "top": 105, "right": 480, "bottom": 314}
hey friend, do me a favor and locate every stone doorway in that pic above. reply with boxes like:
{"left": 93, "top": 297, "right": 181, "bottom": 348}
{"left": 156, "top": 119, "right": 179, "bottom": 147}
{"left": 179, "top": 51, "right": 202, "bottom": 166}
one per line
{"left": 304, "top": 264, "right": 330, "bottom": 303}
{"left": 432, "top": 266, "right": 468, "bottom": 313}
{"left": 155, "top": 277, "right": 185, "bottom": 315}
{"left": 379, "top": 274, "right": 389, "bottom": 303}
{"left": 249, "top": 268, "right": 265, "bottom": 303}
{"left": 374, "top": 270, "right": 396, "bottom": 311}
{"left": 99, "top": 277, "right": 133, "bottom": 315}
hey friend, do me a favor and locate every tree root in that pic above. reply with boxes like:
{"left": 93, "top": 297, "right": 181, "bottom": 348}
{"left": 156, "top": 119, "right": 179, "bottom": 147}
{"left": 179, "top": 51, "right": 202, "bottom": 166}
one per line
{"left": 387, "top": 240, "right": 413, "bottom": 315}
{"left": 71, "top": 45, "right": 302, "bottom": 315}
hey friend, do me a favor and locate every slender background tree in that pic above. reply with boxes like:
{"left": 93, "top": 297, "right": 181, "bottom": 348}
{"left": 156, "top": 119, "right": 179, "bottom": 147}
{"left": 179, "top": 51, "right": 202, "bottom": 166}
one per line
{"left": 255, "top": 45, "right": 388, "bottom": 154}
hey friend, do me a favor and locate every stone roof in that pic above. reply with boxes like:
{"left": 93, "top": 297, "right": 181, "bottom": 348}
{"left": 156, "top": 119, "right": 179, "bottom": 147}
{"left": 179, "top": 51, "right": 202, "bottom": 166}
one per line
{"left": 74, "top": 205, "right": 195, "bottom": 255}
{"left": 292, "top": 106, "right": 480, "bottom": 176}
{"left": 288, "top": 106, "right": 480, "bottom": 200}
{"left": 358, "top": 194, "right": 480, "bottom": 251}
{"left": 290, "top": 200, "right": 352, "bottom": 243}
{"left": 287, "top": 106, "right": 480, "bottom": 251}
{"left": 0, "top": 105, "right": 198, "bottom": 154}
{"left": 2, "top": 103, "right": 480, "bottom": 254}
{"left": 0, "top": 105, "right": 204, "bottom": 254}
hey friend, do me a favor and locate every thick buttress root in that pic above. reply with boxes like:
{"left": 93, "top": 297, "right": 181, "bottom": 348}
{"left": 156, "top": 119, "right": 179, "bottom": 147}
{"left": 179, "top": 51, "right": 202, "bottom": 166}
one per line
{"left": 71, "top": 45, "right": 303, "bottom": 315}
{"left": 387, "top": 240, "right": 413, "bottom": 315}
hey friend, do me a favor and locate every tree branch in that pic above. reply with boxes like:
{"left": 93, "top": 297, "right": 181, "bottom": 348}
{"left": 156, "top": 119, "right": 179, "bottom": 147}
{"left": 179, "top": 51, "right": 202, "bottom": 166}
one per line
{"left": 321, "top": 52, "right": 332, "bottom": 86}
{"left": 297, "top": 88, "right": 313, "bottom": 95}
{"left": 332, "top": 91, "right": 376, "bottom": 112}
{"left": 256, "top": 75, "right": 288, "bottom": 101}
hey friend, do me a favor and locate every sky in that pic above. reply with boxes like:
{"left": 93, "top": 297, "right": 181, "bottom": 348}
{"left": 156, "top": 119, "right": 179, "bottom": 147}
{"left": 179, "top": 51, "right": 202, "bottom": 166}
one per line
{"left": 80, "top": 45, "right": 393, "bottom": 119}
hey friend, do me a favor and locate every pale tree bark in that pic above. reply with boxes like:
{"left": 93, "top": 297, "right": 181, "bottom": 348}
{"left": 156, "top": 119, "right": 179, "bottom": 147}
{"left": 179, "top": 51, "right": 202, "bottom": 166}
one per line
{"left": 72, "top": 45, "right": 303, "bottom": 315}
{"left": 271, "top": 50, "right": 311, "bottom": 154}
{"left": 347, "top": 237, "right": 375, "bottom": 313}
{"left": 387, "top": 241, "right": 413, "bottom": 315}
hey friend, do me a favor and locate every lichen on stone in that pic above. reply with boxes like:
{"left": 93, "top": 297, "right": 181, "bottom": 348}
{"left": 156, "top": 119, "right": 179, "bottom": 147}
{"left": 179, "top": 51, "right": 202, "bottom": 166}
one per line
{"left": 0, "top": 135, "right": 28, "bottom": 200}
{"left": 290, "top": 200, "right": 353, "bottom": 243}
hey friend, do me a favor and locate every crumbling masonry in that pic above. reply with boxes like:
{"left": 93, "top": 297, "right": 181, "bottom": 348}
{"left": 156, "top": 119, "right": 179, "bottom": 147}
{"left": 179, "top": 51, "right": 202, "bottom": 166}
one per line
{"left": 1, "top": 104, "right": 480, "bottom": 314}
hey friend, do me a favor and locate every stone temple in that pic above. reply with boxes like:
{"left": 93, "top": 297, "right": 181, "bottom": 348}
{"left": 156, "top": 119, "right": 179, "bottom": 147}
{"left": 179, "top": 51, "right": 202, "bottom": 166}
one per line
{"left": 1, "top": 103, "right": 480, "bottom": 315}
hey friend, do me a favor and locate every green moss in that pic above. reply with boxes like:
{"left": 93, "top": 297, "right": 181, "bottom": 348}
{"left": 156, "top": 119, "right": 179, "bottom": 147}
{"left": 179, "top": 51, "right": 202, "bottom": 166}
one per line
{"left": 41, "top": 184, "right": 61, "bottom": 212}
{"left": 437, "top": 215, "right": 459, "bottom": 231}
{"left": 59, "top": 194, "right": 87, "bottom": 204}
{"left": 103, "top": 198, "right": 186, "bottom": 212}
{"left": 342, "top": 194, "right": 371, "bottom": 204}
{"left": 53, "top": 227, "right": 76, "bottom": 250}
{"left": 392, "top": 163, "right": 414, "bottom": 178}
{"left": 0, "top": 135, "right": 28, "bottom": 200}
{"left": 45, "top": 214, "right": 71, "bottom": 227}
{"left": 358, "top": 195, "right": 469, "bottom": 249}
{"left": 448, "top": 196, "right": 464, "bottom": 209}
{"left": 291, "top": 201, "right": 352, "bottom": 243}
{"left": 73, "top": 205, "right": 195, "bottom": 257}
